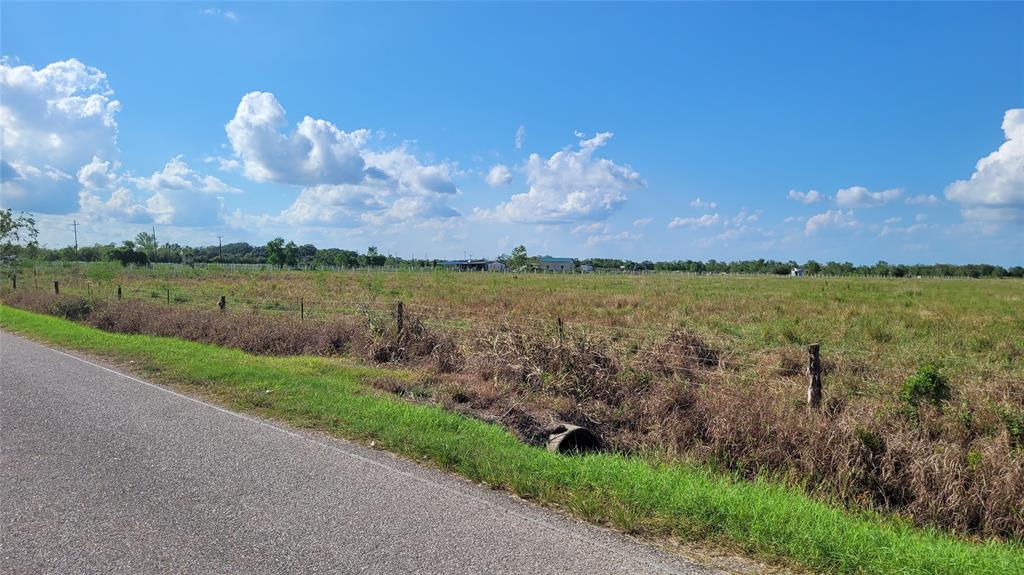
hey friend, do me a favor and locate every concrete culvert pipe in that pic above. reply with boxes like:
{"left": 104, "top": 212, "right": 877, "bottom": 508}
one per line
{"left": 546, "top": 424, "right": 601, "bottom": 454}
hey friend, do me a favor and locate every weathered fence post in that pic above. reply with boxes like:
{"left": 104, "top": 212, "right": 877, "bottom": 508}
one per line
{"left": 53, "top": 280, "right": 59, "bottom": 295}
{"left": 11, "top": 275, "right": 15, "bottom": 290}
{"left": 166, "top": 288, "right": 171, "bottom": 304}
{"left": 218, "top": 295, "right": 226, "bottom": 313}
{"left": 117, "top": 285, "right": 122, "bottom": 300}
{"left": 557, "top": 317, "right": 565, "bottom": 344}
{"left": 807, "top": 343, "right": 822, "bottom": 410}
{"left": 396, "top": 301, "right": 404, "bottom": 334}
{"left": 300, "top": 297, "right": 305, "bottom": 321}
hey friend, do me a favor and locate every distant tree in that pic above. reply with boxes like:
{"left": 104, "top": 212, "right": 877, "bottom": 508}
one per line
{"left": 283, "top": 241, "right": 298, "bottom": 268}
{"left": 266, "top": 238, "right": 287, "bottom": 268}
{"left": 363, "top": 246, "right": 386, "bottom": 267}
{"left": 135, "top": 232, "right": 158, "bottom": 260}
{"left": 507, "top": 245, "right": 530, "bottom": 270}
{"left": 108, "top": 241, "right": 149, "bottom": 267}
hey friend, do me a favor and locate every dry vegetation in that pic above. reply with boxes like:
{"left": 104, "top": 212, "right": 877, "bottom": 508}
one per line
{"left": 4, "top": 265, "right": 1023, "bottom": 541}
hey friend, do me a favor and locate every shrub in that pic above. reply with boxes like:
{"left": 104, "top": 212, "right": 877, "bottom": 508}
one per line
{"left": 900, "top": 363, "right": 951, "bottom": 413}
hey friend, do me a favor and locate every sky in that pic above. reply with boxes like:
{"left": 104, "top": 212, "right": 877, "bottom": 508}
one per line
{"left": 1, "top": 2, "right": 1022, "bottom": 265}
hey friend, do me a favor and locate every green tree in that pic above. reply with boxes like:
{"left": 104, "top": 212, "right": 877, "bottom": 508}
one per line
{"left": 0, "top": 209, "right": 39, "bottom": 263}
{"left": 507, "top": 245, "right": 529, "bottom": 270}
{"left": 135, "top": 232, "right": 158, "bottom": 260}
{"left": 266, "top": 237, "right": 287, "bottom": 268}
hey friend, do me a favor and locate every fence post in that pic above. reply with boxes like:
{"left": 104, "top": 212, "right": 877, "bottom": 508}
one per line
{"left": 218, "top": 295, "right": 226, "bottom": 313}
{"left": 11, "top": 275, "right": 15, "bottom": 290}
{"left": 396, "top": 301, "right": 404, "bottom": 334}
{"left": 557, "top": 317, "right": 564, "bottom": 344}
{"left": 53, "top": 280, "right": 59, "bottom": 295}
{"left": 807, "top": 343, "right": 822, "bottom": 410}
{"left": 300, "top": 297, "right": 305, "bottom": 321}
{"left": 166, "top": 288, "right": 171, "bottom": 304}
{"left": 117, "top": 285, "right": 122, "bottom": 300}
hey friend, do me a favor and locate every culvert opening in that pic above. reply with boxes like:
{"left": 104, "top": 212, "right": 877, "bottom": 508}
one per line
{"left": 546, "top": 424, "right": 601, "bottom": 455}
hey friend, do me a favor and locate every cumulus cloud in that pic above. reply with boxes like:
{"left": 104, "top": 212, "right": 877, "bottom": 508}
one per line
{"left": 668, "top": 213, "right": 720, "bottom": 229}
{"left": 485, "top": 164, "right": 512, "bottom": 186}
{"left": 835, "top": 186, "right": 902, "bottom": 208}
{"left": 945, "top": 109, "right": 1024, "bottom": 223}
{"left": 473, "top": 132, "right": 643, "bottom": 224}
{"left": 787, "top": 189, "right": 825, "bottom": 204}
{"left": 905, "top": 194, "right": 939, "bottom": 206}
{"left": 514, "top": 125, "right": 526, "bottom": 149}
{"left": 0, "top": 58, "right": 121, "bottom": 212}
{"left": 805, "top": 209, "right": 857, "bottom": 235}
{"left": 226, "top": 91, "right": 369, "bottom": 186}
{"left": 690, "top": 198, "right": 717, "bottom": 209}
{"left": 225, "top": 92, "right": 460, "bottom": 227}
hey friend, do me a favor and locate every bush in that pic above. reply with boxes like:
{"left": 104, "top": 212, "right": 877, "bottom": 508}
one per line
{"left": 900, "top": 363, "right": 951, "bottom": 412}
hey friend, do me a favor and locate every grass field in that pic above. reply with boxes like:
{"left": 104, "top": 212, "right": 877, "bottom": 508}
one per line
{"left": 2, "top": 305, "right": 1022, "bottom": 575}
{"left": 4, "top": 263, "right": 1023, "bottom": 543}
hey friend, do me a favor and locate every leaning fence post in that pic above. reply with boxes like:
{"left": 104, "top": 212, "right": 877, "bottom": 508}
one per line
{"left": 807, "top": 343, "right": 823, "bottom": 410}
{"left": 53, "top": 280, "right": 59, "bottom": 295}
{"left": 218, "top": 295, "right": 226, "bottom": 313}
{"left": 396, "top": 301, "right": 404, "bottom": 334}
{"left": 300, "top": 297, "right": 305, "bottom": 321}
{"left": 117, "top": 285, "right": 122, "bottom": 300}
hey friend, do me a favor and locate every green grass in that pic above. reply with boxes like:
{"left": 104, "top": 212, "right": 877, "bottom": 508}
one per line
{"left": 2, "top": 304, "right": 1021, "bottom": 575}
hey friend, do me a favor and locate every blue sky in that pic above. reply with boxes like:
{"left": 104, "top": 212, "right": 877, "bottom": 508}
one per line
{"left": 1, "top": 2, "right": 1022, "bottom": 264}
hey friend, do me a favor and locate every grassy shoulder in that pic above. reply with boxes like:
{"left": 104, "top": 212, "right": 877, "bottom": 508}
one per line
{"left": 2, "top": 304, "right": 1021, "bottom": 575}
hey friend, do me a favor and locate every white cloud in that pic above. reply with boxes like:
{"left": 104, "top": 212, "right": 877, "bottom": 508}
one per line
{"left": 787, "top": 189, "right": 825, "bottom": 204}
{"left": 668, "top": 213, "right": 720, "bottom": 229}
{"left": 473, "top": 132, "right": 643, "bottom": 224}
{"left": 225, "top": 92, "right": 460, "bottom": 227}
{"left": 945, "top": 109, "right": 1024, "bottom": 223}
{"left": 884, "top": 217, "right": 902, "bottom": 225}
{"left": 0, "top": 58, "right": 121, "bottom": 213}
{"left": 915, "top": 213, "right": 928, "bottom": 223}
{"left": 835, "top": 186, "right": 903, "bottom": 208}
{"left": 226, "top": 91, "right": 369, "bottom": 186}
{"left": 690, "top": 197, "right": 717, "bottom": 209}
{"left": 485, "top": 164, "right": 512, "bottom": 186}
{"left": 202, "top": 8, "right": 238, "bottom": 21}
{"left": 905, "top": 194, "right": 939, "bottom": 206}
{"left": 805, "top": 209, "right": 857, "bottom": 235}
{"left": 514, "top": 125, "right": 526, "bottom": 149}
{"left": 632, "top": 218, "right": 652, "bottom": 228}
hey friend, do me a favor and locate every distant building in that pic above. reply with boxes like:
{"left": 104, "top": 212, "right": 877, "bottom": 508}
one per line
{"left": 486, "top": 261, "right": 507, "bottom": 272}
{"left": 791, "top": 267, "right": 806, "bottom": 277}
{"left": 535, "top": 257, "right": 575, "bottom": 273}
{"left": 579, "top": 264, "right": 594, "bottom": 273}
{"left": 441, "top": 259, "right": 507, "bottom": 272}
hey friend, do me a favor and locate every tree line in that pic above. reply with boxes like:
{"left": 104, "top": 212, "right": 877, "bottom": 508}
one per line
{"left": 1, "top": 210, "right": 1020, "bottom": 278}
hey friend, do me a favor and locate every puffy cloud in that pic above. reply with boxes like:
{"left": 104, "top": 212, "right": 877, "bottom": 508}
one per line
{"left": 835, "top": 186, "right": 902, "bottom": 208}
{"left": 787, "top": 189, "right": 825, "bottom": 204}
{"left": 225, "top": 91, "right": 368, "bottom": 186}
{"left": 945, "top": 109, "right": 1024, "bottom": 223}
{"left": 805, "top": 209, "right": 857, "bottom": 235}
{"left": 0, "top": 58, "right": 121, "bottom": 212}
{"left": 76, "top": 156, "right": 229, "bottom": 227}
{"left": 514, "top": 125, "right": 526, "bottom": 149}
{"left": 905, "top": 194, "right": 939, "bottom": 206}
{"left": 474, "top": 132, "right": 643, "bottom": 224}
{"left": 485, "top": 164, "right": 512, "bottom": 186}
{"left": 668, "top": 213, "right": 720, "bottom": 229}
{"left": 690, "top": 197, "right": 717, "bottom": 209}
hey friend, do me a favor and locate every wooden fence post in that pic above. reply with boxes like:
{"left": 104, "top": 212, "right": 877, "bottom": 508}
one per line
{"left": 557, "top": 317, "right": 564, "bottom": 344}
{"left": 218, "top": 295, "right": 226, "bottom": 313}
{"left": 11, "top": 275, "right": 15, "bottom": 290}
{"left": 117, "top": 285, "right": 122, "bottom": 300}
{"left": 300, "top": 297, "right": 305, "bottom": 321}
{"left": 396, "top": 301, "right": 404, "bottom": 334}
{"left": 166, "top": 288, "right": 171, "bottom": 304}
{"left": 53, "top": 280, "right": 59, "bottom": 295}
{"left": 807, "top": 343, "right": 822, "bottom": 410}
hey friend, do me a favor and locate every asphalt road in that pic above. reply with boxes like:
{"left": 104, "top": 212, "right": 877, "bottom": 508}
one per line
{"left": 0, "top": 331, "right": 720, "bottom": 574}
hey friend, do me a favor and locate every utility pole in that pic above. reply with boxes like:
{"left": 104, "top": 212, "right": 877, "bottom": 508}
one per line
{"left": 217, "top": 235, "right": 223, "bottom": 263}
{"left": 72, "top": 220, "right": 79, "bottom": 252}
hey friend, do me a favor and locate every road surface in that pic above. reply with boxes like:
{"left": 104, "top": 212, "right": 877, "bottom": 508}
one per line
{"left": 0, "top": 331, "right": 719, "bottom": 574}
